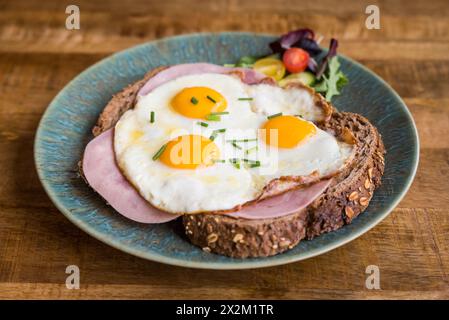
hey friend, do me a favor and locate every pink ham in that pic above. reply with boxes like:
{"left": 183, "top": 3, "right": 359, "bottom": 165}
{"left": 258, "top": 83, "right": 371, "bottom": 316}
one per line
{"left": 82, "top": 129, "right": 180, "bottom": 223}
{"left": 138, "top": 63, "right": 267, "bottom": 96}
{"left": 225, "top": 180, "right": 332, "bottom": 220}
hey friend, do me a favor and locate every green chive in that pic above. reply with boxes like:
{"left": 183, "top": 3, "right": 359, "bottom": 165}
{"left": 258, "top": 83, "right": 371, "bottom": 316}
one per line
{"left": 245, "top": 146, "right": 258, "bottom": 155}
{"left": 226, "top": 138, "right": 257, "bottom": 143}
{"left": 197, "top": 121, "right": 209, "bottom": 127}
{"left": 267, "top": 112, "right": 283, "bottom": 119}
{"left": 152, "top": 144, "right": 167, "bottom": 161}
{"left": 205, "top": 114, "right": 221, "bottom": 121}
{"left": 250, "top": 163, "right": 261, "bottom": 168}
{"left": 209, "top": 128, "right": 226, "bottom": 141}
{"left": 242, "top": 159, "right": 260, "bottom": 166}
{"left": 150, "top": 111, "right": 155, "bottom": 123}
{"left": 207, "top": 96, "right": 216, "bottom": 103}
{"left": 231, "top": 142, "right": 242, "bottom": 149}
{"left": 229, "top": 158, "right": 240, "bottom": 169}
{"left": 209, "top": 112, "right": 229, "bottom": 116}
{"left": 238, "top": 97, "right": 253, "bottom": 101}
{"left": 294, "top": 114, "right": 304, "bottom": 118}
{"left": 191, "top": 97, "right": 199, "bottom": 105}
{"left": 213, "top": 159, "right": 225, "bottom": 163}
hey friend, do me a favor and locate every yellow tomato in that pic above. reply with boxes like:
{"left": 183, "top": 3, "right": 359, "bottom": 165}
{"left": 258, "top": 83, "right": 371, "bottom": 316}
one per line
{"left": 253, "top": 58, "right": 286, "bottom": 81}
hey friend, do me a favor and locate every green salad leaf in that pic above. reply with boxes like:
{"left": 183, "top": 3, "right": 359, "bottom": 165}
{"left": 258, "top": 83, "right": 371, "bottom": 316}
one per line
{"left": 313, "top": 56, "right": 348, "bottom": 101}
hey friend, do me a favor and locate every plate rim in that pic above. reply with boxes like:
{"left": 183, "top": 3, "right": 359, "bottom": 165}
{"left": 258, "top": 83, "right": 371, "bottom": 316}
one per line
{"left": 34, "top": 32, "right": 420, "bottom": 270}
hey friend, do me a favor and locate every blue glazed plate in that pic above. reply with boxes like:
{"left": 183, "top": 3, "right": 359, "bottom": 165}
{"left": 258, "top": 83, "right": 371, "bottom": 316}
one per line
{"left": 34, "top": 33, "right": 419, "bottom": 269}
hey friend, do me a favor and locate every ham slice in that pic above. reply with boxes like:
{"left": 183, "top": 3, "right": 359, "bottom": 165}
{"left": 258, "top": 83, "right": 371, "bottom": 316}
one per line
{"left": 138, "top": 63, "right": 267, "bottom": 96}
{"left": 83, "top": 63, "right": 331, "bottom": 223}
{"left": 225, "top": 180, "right": 331, "bottom": 220}
{"left": 82, "top": 129, "right": 180, "bottom": 223}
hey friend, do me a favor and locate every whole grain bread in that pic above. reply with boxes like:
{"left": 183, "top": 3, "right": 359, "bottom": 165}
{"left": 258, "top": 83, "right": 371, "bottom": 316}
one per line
{"left": 185, "top": 112, "right": 385, "bottom": 257}
{"left": 82, "top": 66, "right": 385, "bottom": 258}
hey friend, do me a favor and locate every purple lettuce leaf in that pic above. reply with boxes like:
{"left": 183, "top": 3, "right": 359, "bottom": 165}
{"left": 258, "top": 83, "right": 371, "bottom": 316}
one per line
{"left": 269, "top": 28, "right": 321, "bottom": 56}
{"left": 315, "top": 38, "right": 338, "bottom": 79}
{"left": 307, "top": 57, "right": 318, "bottom": 72}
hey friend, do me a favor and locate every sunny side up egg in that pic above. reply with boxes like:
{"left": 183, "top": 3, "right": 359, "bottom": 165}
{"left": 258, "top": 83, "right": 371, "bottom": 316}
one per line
{"left": 114, "top": 73, "right": 354, "bottom": 214}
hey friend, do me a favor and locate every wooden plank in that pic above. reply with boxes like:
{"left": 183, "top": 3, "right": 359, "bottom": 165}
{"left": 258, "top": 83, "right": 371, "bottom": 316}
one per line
{"left": 0, "top": 208, "right": 448, "bottom": 299}
{"left": 0, "top": 283, "right": 448, "bottom": 300}
{"left": 2, "top": 7, "right": 449, "bottom": 55}
{"left": 2, "top": 0, "right": 449, "bottom": 16}
{"left": 2, "top": 53, "right": 449, "bottom": 102}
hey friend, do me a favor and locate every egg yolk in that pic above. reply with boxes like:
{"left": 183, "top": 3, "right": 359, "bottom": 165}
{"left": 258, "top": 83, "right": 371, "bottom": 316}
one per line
{"left": 261, "top": 115, "right": 316, "bottom": 148}
{"left": 171, "top": 87, "right": 227, "bottom": 119}
{"left": 159, "top": 134, "right": 220, "bottom": 169}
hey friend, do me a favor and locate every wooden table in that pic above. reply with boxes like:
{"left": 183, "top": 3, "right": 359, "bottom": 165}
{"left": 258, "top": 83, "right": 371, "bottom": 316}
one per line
{"left": 1, "top": 0, "right": 448, "bottom": 300}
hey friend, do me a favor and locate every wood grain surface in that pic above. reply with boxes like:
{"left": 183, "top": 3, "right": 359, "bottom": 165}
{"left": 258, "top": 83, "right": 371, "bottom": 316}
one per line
{"left": 1, "top": 0, "right": 448, "bottom": 299}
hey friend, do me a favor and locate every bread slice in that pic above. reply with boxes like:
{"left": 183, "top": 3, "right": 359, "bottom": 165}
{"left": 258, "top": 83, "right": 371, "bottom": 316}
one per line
{"left": 82, "top": 67, "right": 385, "bottom": 258}
{"left": 185, "top": 112, "right": 385, "bottom": 257}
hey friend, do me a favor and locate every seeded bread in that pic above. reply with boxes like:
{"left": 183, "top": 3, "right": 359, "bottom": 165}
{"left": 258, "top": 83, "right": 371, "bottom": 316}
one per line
{"left": 82, "top": 67, "right": 385, "bottom": 258}
{"left": 185, "top": 112, "right": 385, "bottom": 258}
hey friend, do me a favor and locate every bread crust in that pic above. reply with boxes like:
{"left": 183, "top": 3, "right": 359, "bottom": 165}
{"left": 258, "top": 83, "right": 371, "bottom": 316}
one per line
{"left": 92, "top": 66, "right": 167, "bottom": 136}
{"left": 82, "top": 66, "right": 385, "bottom": 258}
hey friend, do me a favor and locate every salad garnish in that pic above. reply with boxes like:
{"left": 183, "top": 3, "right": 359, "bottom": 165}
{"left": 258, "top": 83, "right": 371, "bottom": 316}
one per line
{"left": 226, "top": 28, "right": 348, "bottom": 102}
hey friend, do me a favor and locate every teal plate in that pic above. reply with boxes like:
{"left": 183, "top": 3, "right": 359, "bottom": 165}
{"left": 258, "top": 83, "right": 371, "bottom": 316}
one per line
{"left": 34, "top": 33, "right": 419, "bottom": 269}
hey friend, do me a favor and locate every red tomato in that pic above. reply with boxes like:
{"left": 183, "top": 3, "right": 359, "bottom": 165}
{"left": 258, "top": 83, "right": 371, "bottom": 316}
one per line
{"left": 282, "top": 48, "right": 310, "bottom": 73}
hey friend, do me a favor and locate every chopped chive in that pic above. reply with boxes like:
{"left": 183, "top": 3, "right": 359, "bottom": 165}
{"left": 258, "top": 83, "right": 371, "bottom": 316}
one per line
{"left": 197, "top": 121, "right": 209, "bottom": 127}
{"left": 238, "top": 97, "right": 253, "bottom": 101}
{"left": 226, "top": 138, "right": 258, "bottom": 143}
{"left": 229, "top": 158, "right": 240, "bottom": 169}
{"left": 206, "top": 95, "right": 217, "bottom": 103}
{"left": 150, "top": 111, "right": 155, "bottom": 123}
{"left": 191, "top": 97, "right": 199, "bottom": 105}
{"left": 242, "top": 159, "right": 261, "bottom": 166}
{"left": 294, "top": 114, "right": 304, "bottom": 118}
{"left": 205, "top": 114, "right": 221, "bottom": 121}
{"left": 209, "top": 128, "right": 226, "bottom": 141}
{"left": 267, "top": 112, "right": 283, "bottom": 119}
{"left": 213, "top": 159, "right": 225, "bottom": 163}
{"left": 209, "top": 112, "right": 229, "bottom": 116}
{"left": 152, "top": 143, "right": 167, "bottom": 161}
{"left": 245, "top": 146, "right": 258, "bottom": 155}
{"left": 231, "top": 142, "right": 242, "bottom": 149}
{"left": 250, "top": 163, "right": 261, "bottom": 168}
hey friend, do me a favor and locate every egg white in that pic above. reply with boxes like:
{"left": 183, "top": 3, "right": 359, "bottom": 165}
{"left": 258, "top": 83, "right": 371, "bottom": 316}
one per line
{"left": 114, "top": 73, "right": 354, "bottom": 214}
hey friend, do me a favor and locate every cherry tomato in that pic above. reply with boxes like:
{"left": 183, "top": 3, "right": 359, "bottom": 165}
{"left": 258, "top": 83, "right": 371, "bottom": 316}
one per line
{"left": 282, "top": 48, "right": 310, "bottom": 73}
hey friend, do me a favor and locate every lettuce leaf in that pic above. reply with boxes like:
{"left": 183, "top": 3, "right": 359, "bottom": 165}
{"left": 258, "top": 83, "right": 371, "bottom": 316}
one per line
{"left": 313, "top": 56, "right": 348, "bottom": 101}
{"left": 269, "top": 28, "right": 322, "bottom": 56}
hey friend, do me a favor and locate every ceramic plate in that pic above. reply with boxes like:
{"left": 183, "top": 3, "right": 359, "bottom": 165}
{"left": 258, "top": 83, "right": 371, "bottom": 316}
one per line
{"left": 34, "top": 33, "right": 419, "bottom": 269}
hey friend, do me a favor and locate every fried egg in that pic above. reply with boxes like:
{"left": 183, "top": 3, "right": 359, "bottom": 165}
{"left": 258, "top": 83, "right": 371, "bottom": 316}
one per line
{"left": 114, "top": 73, "right": 354, "bottom": 214}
